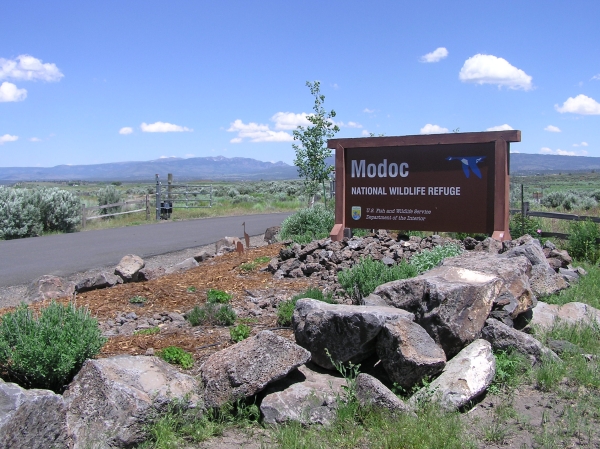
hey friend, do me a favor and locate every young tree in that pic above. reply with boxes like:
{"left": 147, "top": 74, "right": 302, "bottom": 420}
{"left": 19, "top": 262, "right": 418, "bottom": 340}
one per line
{"left": 293, "top": 81, "right": 339, "bottom": 206}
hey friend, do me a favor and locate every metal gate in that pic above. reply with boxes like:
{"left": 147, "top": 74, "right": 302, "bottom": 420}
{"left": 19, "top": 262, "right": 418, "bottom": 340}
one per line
{"left": 155, "top": 174, "right": 212, "bottom": 220}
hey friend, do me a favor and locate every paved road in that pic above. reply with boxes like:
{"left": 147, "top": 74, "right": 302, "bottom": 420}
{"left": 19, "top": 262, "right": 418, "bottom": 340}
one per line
{"left": 0, "top": 213, "right": 290, "bottom": 287}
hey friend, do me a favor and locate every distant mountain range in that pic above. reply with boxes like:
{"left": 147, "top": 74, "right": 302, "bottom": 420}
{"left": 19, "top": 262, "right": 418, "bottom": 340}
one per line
{"left": 0, "top": 153, "right": 599, "bottom": 184}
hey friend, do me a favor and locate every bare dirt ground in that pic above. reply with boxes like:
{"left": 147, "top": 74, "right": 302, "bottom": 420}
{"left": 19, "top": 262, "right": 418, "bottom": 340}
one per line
{"left": 1, "top": 236, "right": 598, "bottom": 448}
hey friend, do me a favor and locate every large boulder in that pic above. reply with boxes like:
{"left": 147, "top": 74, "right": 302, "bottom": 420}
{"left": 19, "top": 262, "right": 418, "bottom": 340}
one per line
{"left": 374, "top": 266, "right": 502, "bottom": 357}
{"left": 375, "top": 317, "right": 446, "bottom": 389}
{"left": 75, "top": 271, "right": 122, "bottom": 293}
{"left": 411, "top": 339, "right": 495, "bottom": 410}
{"left": 292, "top": 299, "right": 414, "bottom": 370}
{"left": 355, "top": 373, "right": 412, "bottom": 415}
{"left": 215, "top": 236, "right": 241, "bottom": 253}
{"left": 504, "top": 239, "right": 549, "bottom": 267}
{"left": 528, "top": 301, "right": 600, "bottom": 331}
{"left": 0, "top": 382, "right": 69, "bottom": 449}
{"left": 165, "top": 257, "right": 199, "bottom": 274}
{"left": 64, "top": 355, "right": 200, "bottom": 449}
{"left": 481, "top": 318, "right": 559, "bottom": 364}
{"left": 528, "top": 265, "right": 569, "bottom": 297}
{"left": 200, "top": 331, "right": 310, "bottom": 409}
{"left": 260, "top": 364, "right": 346, "bottom": 425}
{"left": 26, "top": 275, "right": 75, "bottom": 302}
{"left": 441, "top": 253, "right": 536, "bottom": 318}
{"left": 114, "top": 254, "right": 145, "bottom": 283}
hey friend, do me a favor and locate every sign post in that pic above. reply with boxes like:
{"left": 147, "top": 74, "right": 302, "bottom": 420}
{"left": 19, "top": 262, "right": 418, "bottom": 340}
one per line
{"left": 328, "top": 131, "right": 520, "bottom": 242}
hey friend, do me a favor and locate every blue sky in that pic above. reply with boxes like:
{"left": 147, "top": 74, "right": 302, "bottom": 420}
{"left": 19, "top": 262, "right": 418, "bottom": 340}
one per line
{"left": 1, "top": 1, "right": 599, "bottom": 167}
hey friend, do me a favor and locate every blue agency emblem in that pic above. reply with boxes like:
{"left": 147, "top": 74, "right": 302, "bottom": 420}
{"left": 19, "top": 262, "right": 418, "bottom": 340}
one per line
{"left": 351, "top": 206, "right": 361, "bottom": 220}
{"left": 446, "top": 156, "right": 486, "bottom": 179}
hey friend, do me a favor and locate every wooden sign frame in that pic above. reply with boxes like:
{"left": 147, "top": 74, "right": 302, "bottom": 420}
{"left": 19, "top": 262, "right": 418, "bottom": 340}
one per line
{"left": 328, "top": 130, "right": 520, "bottom": 242}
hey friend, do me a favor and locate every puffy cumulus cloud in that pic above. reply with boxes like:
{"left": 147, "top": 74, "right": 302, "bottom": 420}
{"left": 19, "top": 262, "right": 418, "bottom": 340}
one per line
{"left": 544, "top": 125, "right": 561, "bottom": 133}
{"left": 459, "top": 54, "right": 532, "bottom": 90}
{"left": 227, "top": 119, "right": 293, "bottom": 143}
{"left": 420, "top": 47, "right": 448, "bottom": 63}
{"left": 0, "top": 134, "right": 18, "bottom": 145}
{"left": 420, "top": 124, "right": 449, "bottom": 134}
{"left": 0, "top": 82, "right": 27, "bottom": 102}
{"left": 361, "top": 130, "right": 370, "bottom": 136}
{"left": 486, "top": 124, "right": 513, "bottom": 131}
{"left": 140, "top": 122, "right": 193, "bottom": 132}
{"left": 540, "top": 147, "right": 588, "bottom": 156}
{"left": 271, "top": 112, "right": 311, "bottom": 130}
{"left": 119, "top": 127, "right": 133, "bottom": 135}
{"left": 573, "top": 142, "right": 588, "bottom": 147}
{"left": 0, "top": 55, "right": 63, "bottom": 82}
{"left": 555, "top": 94, "right": 600, "bottom": 115}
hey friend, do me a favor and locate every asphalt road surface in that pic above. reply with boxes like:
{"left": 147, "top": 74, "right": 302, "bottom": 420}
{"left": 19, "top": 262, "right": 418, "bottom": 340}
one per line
{"left": 0, "top": 213, "right": 291, "bottom": 287}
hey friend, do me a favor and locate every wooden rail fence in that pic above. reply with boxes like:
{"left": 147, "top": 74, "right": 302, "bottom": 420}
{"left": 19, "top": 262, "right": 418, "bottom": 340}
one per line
{"left": 82, "top": 195, "right": 150, "bottom": 228}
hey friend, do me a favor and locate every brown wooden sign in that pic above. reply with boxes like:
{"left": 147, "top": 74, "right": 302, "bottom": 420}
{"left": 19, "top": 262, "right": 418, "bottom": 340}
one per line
{"left": 328, "top": 131, "right": 520, "bottom": 242}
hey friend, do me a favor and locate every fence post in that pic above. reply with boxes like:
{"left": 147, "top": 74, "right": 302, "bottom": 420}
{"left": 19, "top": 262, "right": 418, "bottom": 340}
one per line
{"left": 167, "top": 173, "right": 173, "bottom": 219}
{"left": 145, "top": 194, "right": 150, "bottom": 220}
{"left": 155, "top": 174, "right": 161, "bottom": 221}
{"left": 521, "top": 184, "right": 524, "bottom": 236}
{"left": 81, "top": 204, "right": 86, "bottom": 228}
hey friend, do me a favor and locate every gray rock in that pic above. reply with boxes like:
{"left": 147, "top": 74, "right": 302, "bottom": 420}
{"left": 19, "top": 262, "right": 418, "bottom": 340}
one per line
{"left": 374, "top": 266, "right": 502, "bottom": 357}
{"left": 504, "top": 239, "right": 549, "bottom": 268}
{"left": 529, "top": 301, "right": 600, "bottom": 330}
{"left": 138, "top": 266, "right": 166, "bottom": 281}
{"left": 200, "top": 331, "right": 310, "bottom": 409}
{"left": 543, "top": 240, "right": 556, "bottom": 250}
{"left": 264, "top": 226, "right": 280, "bottom": 243}
{"left": 0, "top": 382, "right": 69, "bottom": 449}
{"left": 260, "top": 364, "right": 346, "bottom": 425}
{"left": 360, "top": 293, "right": 389, "bottom": 307}
{"left": 166, "top": 257, "right": 199, "bottom": 274}
{"left": 547, "top": 339, "right": 582, "bottom": 355}
{"left": 529, "top": 264, "right": 569, "bottom": 297}
{"left": 76, "top": 271, "right": 122, "bottom": 293}
{"left": 193, "top": 250, "right": 212, "bottom": 262}
{"left": 64, "top": 355, "right": 200, "bottom": 449}
{"left": 442, "top": 253, "right": 536, "bottom": 318}
{"left": 376, "top": 318, "right": 446, "bottom": 389}
{"left": 215, "top": 236, "right": 241, "bottom": 253}
{"left": 411, "top": 339, "right": 495, "bottom": 410}
{"left": 355, "top": 373, "right": 412, "bottom": 415}
{"left": 292, "top": 299, "right": 414, "bottom": 370}
{"left": 559, "top": 268, "right": 580, "bottom": 284}
{"left": 474, "top": 237, "right": 502, "bottom": 254}
{"left": 549, "top": 249, "right": 572, "bottom": 267}
{"left": 115, "top": 254, "right": 145, "bottom": 282}
{"left": 481, "top": 318, "right": 559, "bottom": 364}
{"left": 26, "top": 275, "right": 75, "bottom": 302}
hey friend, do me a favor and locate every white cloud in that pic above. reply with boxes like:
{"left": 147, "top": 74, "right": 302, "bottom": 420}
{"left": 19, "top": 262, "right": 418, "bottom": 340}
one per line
{"left": 337, "top": 121, "right": 362, "bottom": 128}
{"left": 0, "top": 82, "right": 27, "bottom": 102}
{"left": 29, "top": 137, "right": 41, "bottom": 142}
{"left": 486, "top": 124, "right": 513, "bottom": 131}
{"left": 540, "top": 147, "right": 588, "bottom": 156}
{"left": 573, "top": 142, "right": 588, "bottom": 147}
{"left": 0, "top": 134, "right": 18, "bottom": 145}
{"left": 420, "top": 47, "right": 448, "bottom": 63}
{"left": 555, "top": 94, "right": 600, "bottom": 115}
{"left": 140, "top": 122, "right": 193, "bottom": 132}
{"left": 592, "top": 74, "right": 600, "bottom": 81}
{"left": 420, "top": 124, "right": 449, "bottom": 134}
{"left": 119, "top": 127, "right": 133, "bottom": 135}
{"left": 510, "top": 149, "right": 520, "bottom": 153}
{"left": 361, "top": 130, "right": 370, "bottom": 136}
{"left": 544, "top": 125, "right": 561, "bottom": 133}
{"left": 459, "top": 54, "right": 532, "bottom": 90}
{"left": 227, "top": 119, "right": 293, "bottom": 143}
{"left": 0, "top": 55, "right": 63, "bottom": 82}
{"left": 363, "top": 108, "right": 375, "bottom": 114}
{"left": 271, "top": 112, "right": 311, "bottom": 130}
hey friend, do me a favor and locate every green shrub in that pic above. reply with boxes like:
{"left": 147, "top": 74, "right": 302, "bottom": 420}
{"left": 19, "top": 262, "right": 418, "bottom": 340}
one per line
{"left": 206, "top": 289, "right": 232, "bottom": 304}
{"left": 230, "top": 324, "right": 251, "bottom": 342}
{"left": 277, "top": 288, "right": 334, "bottom": 326}
{"left": 129, "top": 295, "right": 147, "bottom": 304}
{"left": 568, "top": 219, "right": 599, "bottom": 263}
{"left": 157, "top": 346, "right": 194, "bottom": 369}
{"left": 279, "top": 204, "right": 334, "bottom": 243}
{"left": 186, "top": 303, "right": 237, "bottom": 326}
{"left": 409, "top": 243, "right": 463, "bottom": 274}
{"left": 509, "top": 213, "right": 543, "bottom": 240}
{"left": 134, "top": 326, "right": 160, "bottom": 336}
{"left": 97, "top": 184, "right": 121, "bottom": 216}
{"left": 488, "top": 350, "right": 529, "bottom": 394}
{"left": 0, "top": 301, "right": 106, "bottom": 392}
{"left": 338, "top": 258, "right": 418, "bottom": 300}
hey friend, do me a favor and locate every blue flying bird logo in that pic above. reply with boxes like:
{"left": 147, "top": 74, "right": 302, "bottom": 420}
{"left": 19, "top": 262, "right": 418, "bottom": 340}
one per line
{"left": 446, "top": 156, "right": 486, "bottom": 179}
